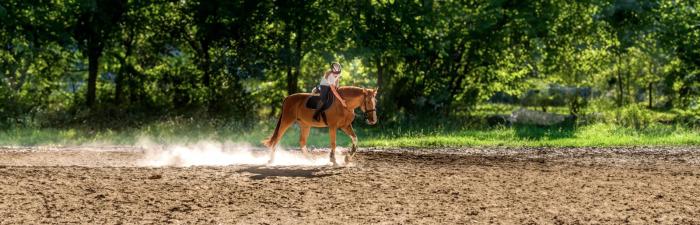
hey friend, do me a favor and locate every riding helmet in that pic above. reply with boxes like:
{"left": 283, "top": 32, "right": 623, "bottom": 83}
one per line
{"left": 331, "top": 62, "right": 342, "bottom": 74}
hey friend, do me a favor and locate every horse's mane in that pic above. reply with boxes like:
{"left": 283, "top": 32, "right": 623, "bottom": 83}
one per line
{"left": 338, "top": 86, "right": 367, "bottom": 97}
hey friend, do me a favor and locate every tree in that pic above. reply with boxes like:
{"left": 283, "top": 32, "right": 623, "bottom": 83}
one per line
{"left": 658, "top": 0, "right": 700, "bottom": 108}
{"left": 272, "top": 0, "right": 333, "bottom": 95}
{"left": 69, "top": 0, "right": 127, "bottom": 107}
{"left": 599, "top": 0, "right": 659, "bottom": 107}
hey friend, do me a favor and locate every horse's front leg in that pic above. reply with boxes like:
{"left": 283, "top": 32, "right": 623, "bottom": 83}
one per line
{"left": 340, "top": 125, "right": 358, "bottom": 163}
{"left": 328, "top": 127, "right": 338, "bottom": 166}
{"left": 299, "top": 125, "right": 311, "bottom": 157}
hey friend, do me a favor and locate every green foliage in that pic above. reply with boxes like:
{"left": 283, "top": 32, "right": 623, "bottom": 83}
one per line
{"left": 672, "top": 108, "right": 700, "bottom": 127}
{"left": 614, "top": 104, "right": 654, "bottom": 130}
{"left": 0, "top": 0, "right": 699, "bottom": 135}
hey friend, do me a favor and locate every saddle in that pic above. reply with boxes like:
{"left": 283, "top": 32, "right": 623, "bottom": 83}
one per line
{"left": 305, "top": 95, "right": 323, "bottom": 109}
{"left": 305, "top": 87, "right": 334, "bottom": 110}
{"left": 305, "top": 87, "right": 335, "bottom": 124}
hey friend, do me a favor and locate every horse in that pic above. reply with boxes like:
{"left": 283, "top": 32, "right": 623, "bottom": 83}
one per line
{"left": 262, "top": 86, "right": 378, "bottom": 166}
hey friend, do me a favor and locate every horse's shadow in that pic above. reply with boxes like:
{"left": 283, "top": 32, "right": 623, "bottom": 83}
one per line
{"left": 238, "top": 166, "right": 335, "bottom": 180}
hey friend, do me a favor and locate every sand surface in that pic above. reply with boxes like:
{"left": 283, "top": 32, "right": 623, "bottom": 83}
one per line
{"left": 1, "top": 146, "right": 699, "bottom": 224}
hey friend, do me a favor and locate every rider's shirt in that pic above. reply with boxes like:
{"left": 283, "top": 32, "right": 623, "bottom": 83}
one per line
{"left": 320, "top": 72, "right": 340, "bottom": 86}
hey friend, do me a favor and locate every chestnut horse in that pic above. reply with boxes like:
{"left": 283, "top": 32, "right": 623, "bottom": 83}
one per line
{"left": 263, "top": 86, "right": 378, "bottom": 166}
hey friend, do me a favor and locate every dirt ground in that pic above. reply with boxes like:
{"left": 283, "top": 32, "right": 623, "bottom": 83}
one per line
{"left": 1, "top": 146, "right": 700, "bottom": 224}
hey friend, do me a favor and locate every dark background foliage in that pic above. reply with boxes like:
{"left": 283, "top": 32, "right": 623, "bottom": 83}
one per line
{"left": 1, "top": 0, "right": 698, "bottom": 128}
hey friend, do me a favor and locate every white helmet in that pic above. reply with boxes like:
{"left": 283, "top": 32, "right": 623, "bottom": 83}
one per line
{"left": 331, "top": 62, "right": 342, "bottom": 74}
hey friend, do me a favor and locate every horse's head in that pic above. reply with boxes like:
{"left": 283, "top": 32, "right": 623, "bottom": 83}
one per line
{"left": 361, "top": 88, "right": 378, "bottom": 125}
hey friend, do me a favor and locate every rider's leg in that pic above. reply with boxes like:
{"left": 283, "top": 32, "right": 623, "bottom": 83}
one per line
{"left": 314, "top": 85, "right": 331, "bottom": 121}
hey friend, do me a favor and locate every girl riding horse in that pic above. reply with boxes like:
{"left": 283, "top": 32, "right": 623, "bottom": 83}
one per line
{"left": 314, "top": 62, "right": 347, "bottom": 121}
{"left": 263, "top": 86, "right": 378, "bottom": 166}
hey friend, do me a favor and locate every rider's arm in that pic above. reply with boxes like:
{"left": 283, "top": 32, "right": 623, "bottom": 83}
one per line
{"left": 330, "top": 84, "right": 347, "bottom": 108}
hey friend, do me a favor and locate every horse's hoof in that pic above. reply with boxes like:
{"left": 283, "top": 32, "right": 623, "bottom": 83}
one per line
{"left": 344, "top": 155, "right": 352, "bottom": 163}
{"left": 302, "top": 153, "right": 311, "bottom": 159}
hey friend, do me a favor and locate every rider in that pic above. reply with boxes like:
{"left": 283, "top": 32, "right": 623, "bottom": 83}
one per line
{"left": 313, "top": 62, "right": 347, "bottom": 121}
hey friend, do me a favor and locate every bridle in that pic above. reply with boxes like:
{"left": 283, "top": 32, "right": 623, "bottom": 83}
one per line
{"left": 362, "top": 92, "right": 376, "bottom": 118}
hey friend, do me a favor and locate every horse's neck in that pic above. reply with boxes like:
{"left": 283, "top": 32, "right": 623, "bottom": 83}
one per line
{"left": 339, "top": 89, "right": 364, "bottom": 110}
{"left": 338, "top": 87, "right": 364, "bottom": 111}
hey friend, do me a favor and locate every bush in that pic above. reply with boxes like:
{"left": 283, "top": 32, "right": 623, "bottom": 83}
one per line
{"left": 614, "top": 104, "right": 653, "bottom": 130}
{"left": 672, "top": 108, "right": 700, "bottom": 127}
{"left": 0, "top": 88, "right": 33, "bottom": 128}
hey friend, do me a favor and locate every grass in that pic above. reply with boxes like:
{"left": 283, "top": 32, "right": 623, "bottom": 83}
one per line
{"left": 362, "top": 124, "right": 700, "bottom": 147}
{"left": 0, "top": 120, "right": 698, "bottom": 148}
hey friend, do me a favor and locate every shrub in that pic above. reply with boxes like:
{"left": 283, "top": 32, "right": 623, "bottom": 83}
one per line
{"left": 672, "top": 108, "right": 700, "bottom": 127}
{"left": 614, "top": 104, "right": 654, "bottom": 130}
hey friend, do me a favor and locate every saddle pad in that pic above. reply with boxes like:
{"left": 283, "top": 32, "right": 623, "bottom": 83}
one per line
{"left": 304, "top": 93, "right": 335, "bottom": 110}
{"left": 305, "top": 95, "right": 322, "bottom": 109}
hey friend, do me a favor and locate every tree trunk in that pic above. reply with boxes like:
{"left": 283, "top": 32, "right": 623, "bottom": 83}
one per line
{"left": 625, "top": 56, "right": 631, "bottom": 103}
{"left": 293, "top": 23, "right": 303, "bottom": 93}
{"left": 616, "top": 53, "right": 624, "bottom": 107}
{"left": 128, "top": 65, "right": 143, "bottom": 105}
{"left": 115, "top": 65, "right": 124, "bottom": 105}
{"left": 86, "top": 40, "right": 101, "bottom": 108}
{"left": 375, "top": 55, "right": 383, "bottom": 90}
{"left": 286, "top": 67, "right": 296, "bottom": 95}
{"left": 648, "top": 82, "right": 653, "bottom": 108}
{"left": 284, "top": 26, "right": 298, "bottom": 95}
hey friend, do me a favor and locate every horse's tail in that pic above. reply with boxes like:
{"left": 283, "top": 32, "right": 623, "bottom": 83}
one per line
{"left": 262, "top": 101, "right": 285, "bottom": 148}
{"left": 262, "top": 116, "right": 281, "bottom": 148}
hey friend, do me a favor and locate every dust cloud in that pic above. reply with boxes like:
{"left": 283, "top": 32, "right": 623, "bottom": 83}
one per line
{"left": 136, "top": 139, "right": 342, "bottom": 167}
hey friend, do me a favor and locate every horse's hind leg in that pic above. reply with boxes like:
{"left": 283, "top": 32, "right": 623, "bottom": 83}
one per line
{"left": 268, "top": 117, "right": 294, "bottom": 164}
{"left": 299, "top": 125, "right": 311, "bottom": 157}
{"left": 340, "top": 125, "right": 358, "bottom": 163}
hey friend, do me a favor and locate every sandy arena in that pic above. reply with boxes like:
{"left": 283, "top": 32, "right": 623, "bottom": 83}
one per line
{"left": 1, "top": 145, "right": 699, "bottom": 224}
